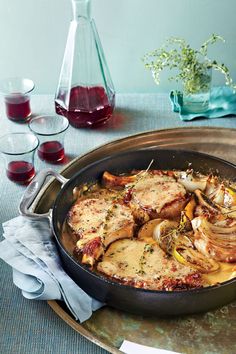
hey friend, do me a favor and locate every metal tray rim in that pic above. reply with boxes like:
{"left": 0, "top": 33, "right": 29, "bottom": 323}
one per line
{"left": 32, "top": 126, "right": 236, "bottom": 354}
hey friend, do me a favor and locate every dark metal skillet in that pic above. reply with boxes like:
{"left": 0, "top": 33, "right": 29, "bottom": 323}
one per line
{"left": 19, "top": 149, "right": 236, "bottom": 316}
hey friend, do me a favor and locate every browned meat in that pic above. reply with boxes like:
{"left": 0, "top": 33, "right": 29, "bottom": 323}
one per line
{"left": 102, "top": 171, "right": 137, "bottom": 188}
{"left": 63, "top": 168, "right": 236, "bottom": 289}
{"left": 68, "top": 198, "right": 135, "bottom": 266}
{"left": 97, "top": 239, "right": 205, "bottom": 290}
{"left": 124, "top": 173, "right": 188, "bottom": 222}
{"left": 102, "top": 170, "right": 176, "bottom": 188}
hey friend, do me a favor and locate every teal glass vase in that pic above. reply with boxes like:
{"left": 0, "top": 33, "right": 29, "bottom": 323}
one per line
{"left": 182, "top": 67, "right": 212, "bottom": 114}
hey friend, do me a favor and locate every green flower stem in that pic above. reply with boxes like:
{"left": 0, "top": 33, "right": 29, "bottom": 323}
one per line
{"left": 143, "top": 34, "right": 236, "bottom": 94}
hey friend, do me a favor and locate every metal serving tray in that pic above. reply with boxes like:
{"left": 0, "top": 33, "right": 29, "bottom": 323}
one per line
{"left": 33, "top": 127, "right": 236, "bottom": 354}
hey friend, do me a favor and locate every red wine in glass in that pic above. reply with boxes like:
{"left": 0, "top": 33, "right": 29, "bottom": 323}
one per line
{"left": 55, "top": 86, "right": 114, "bottom": 128}
{"left": 5, "top": 95, "right": 31, "bottom": 122}
{"left": 7, "top": 161, "right": 35, "bottom": 184}
{"left": 38, "top": 141, "right": 65, "bottom": 162}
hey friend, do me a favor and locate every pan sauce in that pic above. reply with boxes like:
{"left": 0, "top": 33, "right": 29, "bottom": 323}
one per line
{"left": 61, "top": 169, "right": 236, "bottom": 290}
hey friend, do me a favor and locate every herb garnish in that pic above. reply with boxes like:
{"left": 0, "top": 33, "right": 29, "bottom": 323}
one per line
{"left": 143, "top": 34, "right": 236, "bottom": 94}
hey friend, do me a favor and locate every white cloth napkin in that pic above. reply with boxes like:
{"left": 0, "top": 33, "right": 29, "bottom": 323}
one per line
{"left": 0, "top": 216, "right": 103, "bottom": 322}
{"left": 120, "top": 340, "right": 181, "bottom": 354}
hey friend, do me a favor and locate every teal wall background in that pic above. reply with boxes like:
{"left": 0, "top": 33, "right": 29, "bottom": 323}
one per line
{"left": 0, "top": 0, "right": 235, "bottom": 94}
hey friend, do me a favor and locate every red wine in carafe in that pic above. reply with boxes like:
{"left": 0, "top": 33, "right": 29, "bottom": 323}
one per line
{"left": 55, "top": 86, "right": 115, "bottom": 128}
{"left": 55, "top": 0, "right": 115, "bottom": 129}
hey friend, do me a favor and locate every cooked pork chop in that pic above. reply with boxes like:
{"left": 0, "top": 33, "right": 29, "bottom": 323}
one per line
{"left": 68, "top": 198, "right": 135, "bottom": 266}
{"left": 97, "top": 239, "right": 204, "bottom": 290}
{"left": 124, "top": 173, "right": 188, "bottom": 222}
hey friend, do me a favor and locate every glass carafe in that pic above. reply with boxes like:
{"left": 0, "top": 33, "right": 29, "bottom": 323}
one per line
{"left": 55, "top": 0, "right": 115, "bottom": 128}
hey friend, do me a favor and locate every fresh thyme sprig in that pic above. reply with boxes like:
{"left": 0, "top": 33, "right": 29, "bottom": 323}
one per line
{"left": 123, "top": 159, "right": 154, "bottom": 192}
{"left": 138, "top": 243, "right": 154, "bottom": 275}
{"left": 143, "top": 34, "right": 236, "bottom": 94}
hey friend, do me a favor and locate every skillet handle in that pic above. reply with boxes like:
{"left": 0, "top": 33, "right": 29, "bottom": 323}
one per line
{"left": 19, "top": 169, "right": 69, "bottom": 221}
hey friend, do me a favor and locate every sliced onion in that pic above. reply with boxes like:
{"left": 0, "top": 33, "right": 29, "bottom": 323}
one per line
{"left": 192, "top": 217, "right": 236, "bottom": 244}
{"left": 211, "top": 184, "right": 236, "bottom": 208}
{"left": 212, "top": 185, "right": 225, "bottom": 205}
{"left": 194, "top": 189, "right": 221, "bottom": 213}
{"left": 172, "top": 245, "right": 219, "bottom": 273}
{"left": 177, "top": 171, "right": 207, "bottom": 192}
{"left": 192, "top": 216, "right": 236, "bottom": 262}
{"left": 205, "top": 175, "right": 220, "bottom": 196}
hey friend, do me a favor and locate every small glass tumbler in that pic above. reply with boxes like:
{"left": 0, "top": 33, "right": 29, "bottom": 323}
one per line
{"left": 0, "top": 132, "right": 39, "bottom": 184}
{"left": 29, "top": 115, "right": 69, "bottom": 163}
{"left": 0, "top": 77, "right": 34, "bottom": 122}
